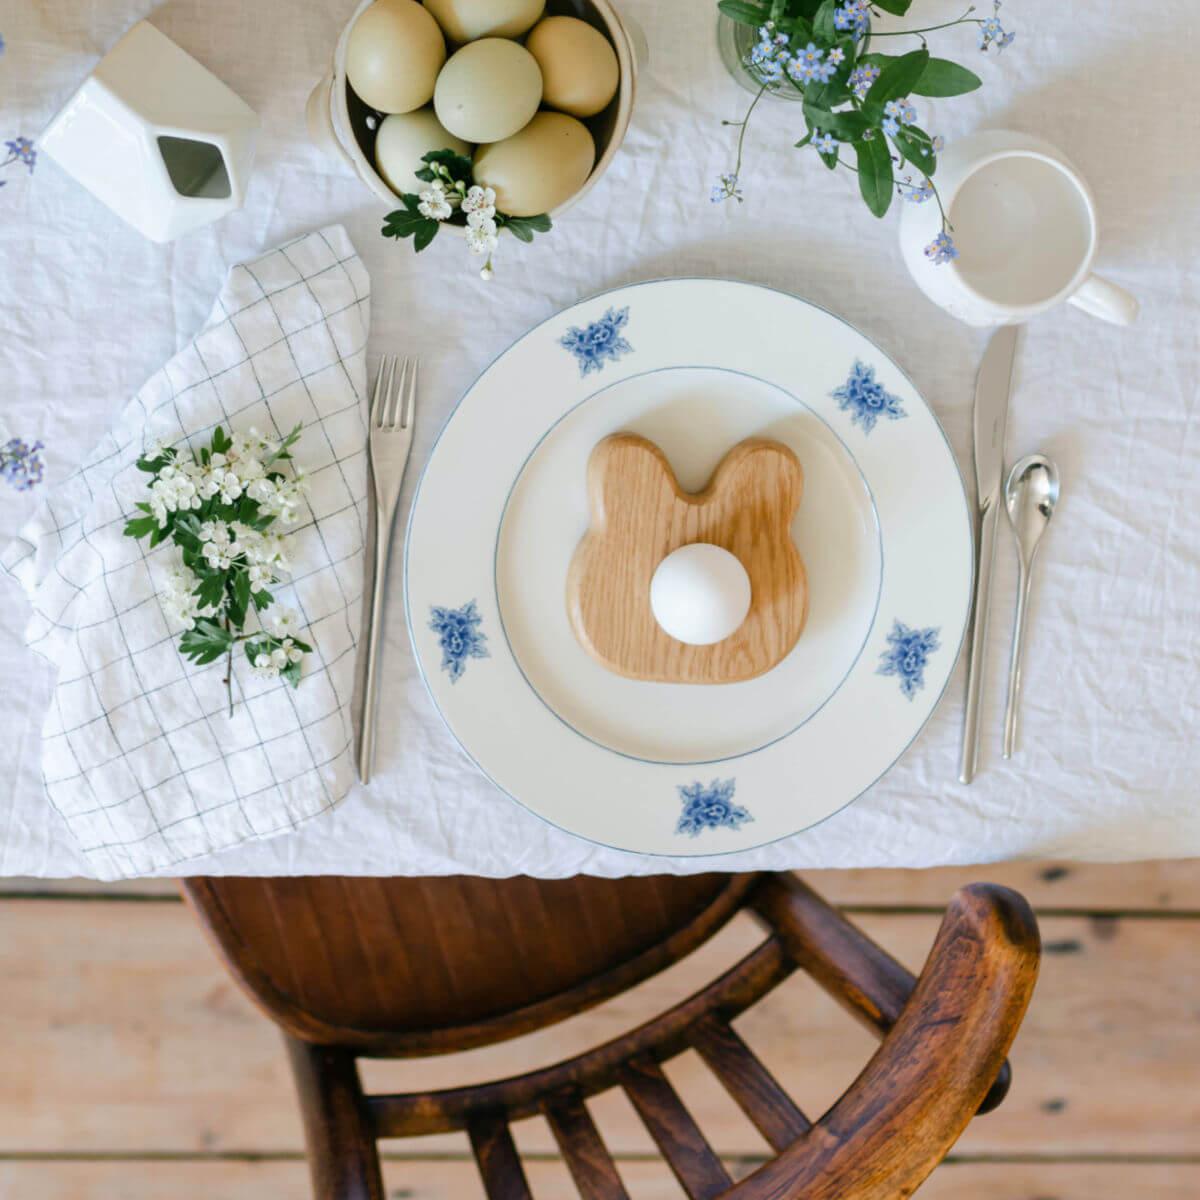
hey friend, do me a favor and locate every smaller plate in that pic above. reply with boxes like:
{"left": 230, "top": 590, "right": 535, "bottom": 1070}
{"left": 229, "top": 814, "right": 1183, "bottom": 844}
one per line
{"left": 496, "top": 366, "right": 882, "bottom": 762}
{"left": 406, "top": 280, "right": 971, "bottom": 856}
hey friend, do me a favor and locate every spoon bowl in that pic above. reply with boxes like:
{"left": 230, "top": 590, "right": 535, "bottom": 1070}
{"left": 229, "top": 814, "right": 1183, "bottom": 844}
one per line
{"left": 1002, "top": 453, "right": 1061, "bottom": 759}
{"left": 1005, "top": 455, "right": 1060, "bottom": 567}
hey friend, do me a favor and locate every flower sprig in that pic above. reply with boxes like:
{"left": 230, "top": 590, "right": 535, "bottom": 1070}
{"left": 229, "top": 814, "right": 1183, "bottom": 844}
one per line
{"left": 715, "top": 0, "right": 1017, "bottom": 264}
{"left": 381, "top": 150, "right": 552, "bottom": 280}
{"left": 1, "top": 136, "right": 36, "bottom": 189}
{"left": 0, "top": 436, "right": 44, "bottom": 490}
{"left": 123, "top": 425, "right": 313, "bottom": 714}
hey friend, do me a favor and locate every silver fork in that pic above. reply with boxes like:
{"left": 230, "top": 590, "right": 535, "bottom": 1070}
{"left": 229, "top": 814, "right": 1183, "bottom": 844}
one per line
{"left": 357, "top": 355, "right": 417, "bottom": 784}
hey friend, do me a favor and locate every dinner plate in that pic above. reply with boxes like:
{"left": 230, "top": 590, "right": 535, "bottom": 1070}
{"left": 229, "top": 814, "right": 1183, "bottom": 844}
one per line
{"left": 405, "top": 280, "right": 971, "bottom": 855}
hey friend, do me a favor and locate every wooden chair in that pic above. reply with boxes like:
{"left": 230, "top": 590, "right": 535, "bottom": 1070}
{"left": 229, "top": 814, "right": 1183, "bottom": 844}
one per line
{"left": 183, "top": 871, "right": 1039, "bottom": 1200}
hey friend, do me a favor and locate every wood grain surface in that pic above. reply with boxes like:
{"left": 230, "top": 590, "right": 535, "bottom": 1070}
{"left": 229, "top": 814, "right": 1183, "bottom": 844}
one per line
{"left": 1, "top": 862, "right": 1197, "bottom": 1198}
{"left": 567, "top": 434, "right": 807, "bottom": 683}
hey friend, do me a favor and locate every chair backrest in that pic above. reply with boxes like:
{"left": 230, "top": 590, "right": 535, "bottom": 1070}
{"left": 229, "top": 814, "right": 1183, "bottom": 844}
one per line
{"left": 183, "top": 872, "right": 758, "bottom": 1054}
{"left": 185, "top": 872, "right": 1040, "bottom": 1200}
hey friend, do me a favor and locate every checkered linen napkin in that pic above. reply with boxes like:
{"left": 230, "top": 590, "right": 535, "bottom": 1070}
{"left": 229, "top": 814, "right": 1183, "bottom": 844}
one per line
{"left": 1, "top": 226, "right": 371, "bottom": 879}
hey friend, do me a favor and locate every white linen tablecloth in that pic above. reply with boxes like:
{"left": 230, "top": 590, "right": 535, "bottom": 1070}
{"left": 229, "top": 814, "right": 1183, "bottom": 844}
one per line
{"left": 1, "top": 0, "right": 1197, "bottom": 878}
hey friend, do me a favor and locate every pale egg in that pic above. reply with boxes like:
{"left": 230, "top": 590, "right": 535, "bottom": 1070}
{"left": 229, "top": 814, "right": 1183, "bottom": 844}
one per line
{"left": 473, "top": 111, "right": 595, "bottom": 216}
{"left": 374, "top": 108, "right": 471, "bottom": 196}
{"left": 423, "top": 0, "right": 545, "bottom": 44}
{"left": 650, "top": 544, "right": 752, "bottom": 646}
{"left": 346, "top": 0, "right": 446, "bottom": 114}
{"left": 525, "top": 16, "right": 619, "bottom": 118}
{"left": 433, "top": 38, "right": 542, "bottom": 144}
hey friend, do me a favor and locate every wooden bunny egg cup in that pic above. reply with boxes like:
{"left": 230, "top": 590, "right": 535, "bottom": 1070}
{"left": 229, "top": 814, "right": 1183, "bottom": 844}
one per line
{"left": 568, "top": 433, "right": 808, "bottom": 684}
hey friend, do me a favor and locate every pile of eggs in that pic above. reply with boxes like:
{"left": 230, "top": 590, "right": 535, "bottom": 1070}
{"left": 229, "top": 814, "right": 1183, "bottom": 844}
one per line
{"left": 346, "top": 0, "right": 620, "bottom": 218}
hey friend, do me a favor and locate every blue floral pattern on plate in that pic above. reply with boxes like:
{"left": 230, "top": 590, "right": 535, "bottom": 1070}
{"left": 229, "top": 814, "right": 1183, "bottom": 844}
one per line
{"left": 676, "top": 778, "right": 753, "bottom": 837}
{"left": 0, "top": 437, "right": 44, "bottom": 491}
{"left": 877, "top": 619, "right": 940, "bottom": 699}
{"left": 429, "top": 600, "right": 489, "bottom": 683}
{"left": 560, "top": 306, "right": 632, "bottom": 376}
{"left": 832, "top": 360, "right": 906, "bottom": 434}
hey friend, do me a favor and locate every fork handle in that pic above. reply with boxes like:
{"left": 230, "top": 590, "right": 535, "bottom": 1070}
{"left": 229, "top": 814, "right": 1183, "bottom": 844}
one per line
{"left": 357, "top": 492, "right": 401, "bottom": 784}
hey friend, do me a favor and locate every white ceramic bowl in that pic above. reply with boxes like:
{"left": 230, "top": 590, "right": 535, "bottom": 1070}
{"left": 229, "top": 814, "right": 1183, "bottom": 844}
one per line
{"left": 306, "top": 0, "right": 640, "bottom": 223}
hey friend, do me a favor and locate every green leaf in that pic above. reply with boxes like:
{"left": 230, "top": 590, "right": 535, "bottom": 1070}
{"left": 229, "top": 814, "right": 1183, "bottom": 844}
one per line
{"left": 251, "top": 587, "right": 274, "bottom": 611}
{"left": 870, "top": 0, "right": 912, "bottom": 13}
{"left": 415, "top": 148, "right": 474, "bottom": 185}
{"left": 229, "top": 570, "right": 251, "bottom": 628}
{"left": 863, "top": 47, "right": 929, "bottom": 110}
{"left": 136, "top": 455, "right": 166, "bottom": 473}
{"left": 717, "top": 0, "right": 766, "bottom": 26}
{"left": 503, "top": 213, "right": 552, "bottom": 243}
{"left": 802, "top": 74, "right": 850, "bottom": 109}
{"left": 854, "top": 135, "right": 894, "bottom": 218}
{"left": 890, "top": 124, "right": 936, "bottom": 174}
{"left": 818, "top": 146, "right": 839, "bottom": 169}
{"left": 779, "top": 14, "right": 812, "bottom": 40}
{"left": 382, "top": 208, "right": 441, "bottom": 250}
{"left": 413, "top": 221, "right": 439, "bottom": 252}
{"left": 812, "top": 0, "right": 838, "bottom": 42}
{"left": 123, "top": 515, "right": 158, "bottom": 540}
{"left": 281, "top": 660, "right": 303, "bottom": 688}
{"left": 910, "top": 57, "right": 981, "bottom": 97}
{"left": 210, "top": 426, "right": 230, "bottom": 455}
{"left": 804, "top": 101, "right": 873, "bottom": 139}
{"left": 194, "top": 572, "right": 226, "bottom": 614}
{"left": 180, "top": 619, "right": 234, "bottom": 667}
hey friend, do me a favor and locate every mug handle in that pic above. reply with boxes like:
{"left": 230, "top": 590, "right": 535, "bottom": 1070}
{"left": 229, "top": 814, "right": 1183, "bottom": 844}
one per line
{"left": 1068, "top": 273, "right": 1139, "bottom": 325}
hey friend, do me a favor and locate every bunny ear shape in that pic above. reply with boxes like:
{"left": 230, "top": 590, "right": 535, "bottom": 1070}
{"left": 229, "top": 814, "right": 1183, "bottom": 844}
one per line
{"left": 704, "top": 438, "right": 805, "bottom": 519}
{"left": 585, "top": 433, "right": 681, "bottom": 534}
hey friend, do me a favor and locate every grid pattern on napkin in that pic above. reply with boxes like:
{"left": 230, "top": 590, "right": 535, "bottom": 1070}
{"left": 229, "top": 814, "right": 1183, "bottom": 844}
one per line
{"left": 0, "top": 227, "right": 371, "bottom": 879}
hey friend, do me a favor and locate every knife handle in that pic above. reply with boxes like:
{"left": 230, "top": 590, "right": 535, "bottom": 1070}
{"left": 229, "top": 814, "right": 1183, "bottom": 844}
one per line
{"left": 959, "top": 502, "right": 999, "bottom": 784}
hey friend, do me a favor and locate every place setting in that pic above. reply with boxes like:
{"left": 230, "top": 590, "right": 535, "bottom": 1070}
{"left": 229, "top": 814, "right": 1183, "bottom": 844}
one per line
{"left": 0, "top": 0, "right": 1145, "bottom": 877}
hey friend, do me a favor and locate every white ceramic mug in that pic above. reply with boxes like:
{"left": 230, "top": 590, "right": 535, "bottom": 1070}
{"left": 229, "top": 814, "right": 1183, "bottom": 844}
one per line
{"left": 899, "top": 130, "right": 1138, "bottom": 327}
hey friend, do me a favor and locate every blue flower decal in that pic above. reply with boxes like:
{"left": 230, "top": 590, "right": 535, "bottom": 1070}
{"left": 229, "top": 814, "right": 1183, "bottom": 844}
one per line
{"left": 560, "top": 306, "right": 632, "bottom": 376}
{"left": 676, "top": 778, "right": 753, "bottom": 838}
{"left": 0, "top": 437, "right": 44, "bottom": 491}
{"left": 832, "top": 360, "right": 906, "bottom": 434}
{"left": 877, "top": 620, "right": 940, "bottom": 699}
{"left": 429, "top": 599, "right": 489, "bottom": 683}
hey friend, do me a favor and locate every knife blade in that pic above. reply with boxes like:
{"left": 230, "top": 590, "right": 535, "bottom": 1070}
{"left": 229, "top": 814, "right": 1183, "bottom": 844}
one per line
{"left": 959, "top": 325, "right": 1019, "bottom": 784}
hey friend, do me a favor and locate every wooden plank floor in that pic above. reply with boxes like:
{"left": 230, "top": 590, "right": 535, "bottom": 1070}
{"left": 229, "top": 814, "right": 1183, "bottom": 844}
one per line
{"left": 0, "top": 860, "right": 1197, "bottom": 1199}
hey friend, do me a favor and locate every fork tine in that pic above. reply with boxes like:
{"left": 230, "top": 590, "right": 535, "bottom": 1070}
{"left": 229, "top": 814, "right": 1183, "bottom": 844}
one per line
{"left": 386, "top": 358, "right": 404, "bottom": 429}
{"left": 401, "top": 358, "right": 418, "bottom": 429}
{"left": 370, "top": 355, "right": 392, "bottom": 427}
{"left": 387, "top": 356, "right": 403, "bottom": 428}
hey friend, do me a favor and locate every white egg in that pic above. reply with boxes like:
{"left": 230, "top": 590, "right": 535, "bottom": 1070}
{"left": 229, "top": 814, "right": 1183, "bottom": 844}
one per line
{"left": 374, "top": 108, "right": 471, "bottom": 196}
{"left": 650, "top": 544, "right": 752, "bottom": 646}
{"left": 473, "top": 111, "right": 594, "bottom": 216}
{"left": 525, "top": 16, "right": 619, "bottom": 118}
{"left": 345, "top": 0, "right": 446, "bottom": 114}
{"left": 423, "top": 0, "right": 545, "bottom": 43}
{"left": 433, "top": 38, "right": 542, "bottom": 144}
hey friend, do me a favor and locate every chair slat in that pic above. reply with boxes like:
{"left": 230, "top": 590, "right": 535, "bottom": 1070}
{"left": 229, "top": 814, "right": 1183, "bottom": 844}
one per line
{"left": 692, "top": 1017, "right": 811, "bottom": 1151}
{"left": 468, "top": 1116, "right": 534, "bottom": 1200}
{"left": 620, "top": 1058, "right": 732, "bottom": 1200}
{"left": 544, "top": 1094, "right": 631, "bottom": 1200}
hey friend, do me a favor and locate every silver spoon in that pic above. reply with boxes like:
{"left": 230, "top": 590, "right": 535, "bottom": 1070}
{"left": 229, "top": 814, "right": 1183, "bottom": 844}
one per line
{"left": 1002, "top": 454, "right": 1060, "bottom": 759}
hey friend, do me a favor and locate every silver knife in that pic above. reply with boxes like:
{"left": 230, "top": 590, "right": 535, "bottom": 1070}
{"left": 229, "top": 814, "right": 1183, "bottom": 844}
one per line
{"left": 959, "top": 325, "right": 1019, "bottom": 784}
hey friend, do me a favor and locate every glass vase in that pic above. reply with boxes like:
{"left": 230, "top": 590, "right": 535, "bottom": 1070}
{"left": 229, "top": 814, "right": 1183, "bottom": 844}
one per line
{"left": 715, "top": 13, "right": 805, "bottom": 102}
